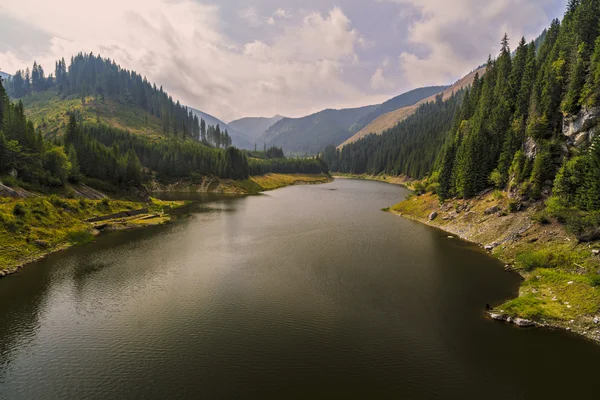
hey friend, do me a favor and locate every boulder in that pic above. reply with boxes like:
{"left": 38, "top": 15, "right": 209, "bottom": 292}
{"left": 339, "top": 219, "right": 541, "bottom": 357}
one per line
{"left": 429, "top": 212, "right": 438, "bottom": 221}
{"left": 592, "top": 249, "right": 600, "bottom": 256}
{"left": 490, "top": 313, "right": 508, "bottom": 321}
{"left": 514, "top": 318, "right": 535, "bottom": 327}
{"left": 484, "top": 205, "right": 500, "bottom": 215}
{"left": 34, "top": 240, "right": 49, "bottom": 249}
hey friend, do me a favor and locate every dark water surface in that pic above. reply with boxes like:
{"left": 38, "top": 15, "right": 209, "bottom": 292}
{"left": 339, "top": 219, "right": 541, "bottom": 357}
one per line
{"left": 1, "top": 179, "right": 600, "bottom": 399}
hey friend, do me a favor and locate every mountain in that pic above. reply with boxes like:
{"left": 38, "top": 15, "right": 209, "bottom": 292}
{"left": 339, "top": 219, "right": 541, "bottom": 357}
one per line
{"left": 262, "top": 105, "right": 378, "bottom": 155}
{"left": 0, "top": 71, "right": 9, "bottom": 81}
{"left": 188, "top": 108, "right": 253, "bottom": 149}
{"left": 340, "top": 67, "right": 486, "bottom": 147}
{"left": 262, "top": 86, "right": 446, "bottom": 155}
{"left": 349, "top": 86, "right": 447, "bottom": 133}
{"left": 228, "top": 115, "right": 284, "bottom": 143}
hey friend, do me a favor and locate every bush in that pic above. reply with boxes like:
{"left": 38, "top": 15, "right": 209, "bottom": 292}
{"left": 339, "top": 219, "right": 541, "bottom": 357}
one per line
{"left": 12, "top": 203, "right": 26, "bottom": 217}
{"left": 492, "top": 190, "right": 504, "bottom": 200}
{"left": 508, "top": 201, "right": 518, "bottom": 213}
{"left": 49, "top": 194, "right": 68, "bottom": 208}
{"left": 589, "top": 275, "right": 600, "bottom": 287}
{"left": 532, "top": 211, "right": 551, "bottom": 225}
{"left": 2, "top": 175, "right": 18, "bottom": 187}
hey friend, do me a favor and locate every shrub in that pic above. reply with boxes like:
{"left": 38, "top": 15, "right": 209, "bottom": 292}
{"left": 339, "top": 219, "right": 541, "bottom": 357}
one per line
{"left": 588, "top": 275, "right": 600, "bottom": 287}
{"left": 2, "top": 175, "right": 18, "bottom": 187}
{"left": 12, "top": 203, "right": 26, "bottom": 217}
{"left": 492, "top": 190, "right": 504, "bottom": 200}
{"left": 49, "top": 194, "right": 68, "bottom": 208}
{"left": 508, "top": 201, "right": 518, "bottom": 213}
{"left": 532, "top": 211, "right": 551, "bottom": 225}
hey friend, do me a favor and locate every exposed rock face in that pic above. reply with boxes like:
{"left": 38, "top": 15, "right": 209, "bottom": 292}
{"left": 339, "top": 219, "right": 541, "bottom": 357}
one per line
{"left": 563, "top": 106, "right": 600, "bottom": 146}
{"left": 524, "top": 137, "right": 537, "bottom": 159}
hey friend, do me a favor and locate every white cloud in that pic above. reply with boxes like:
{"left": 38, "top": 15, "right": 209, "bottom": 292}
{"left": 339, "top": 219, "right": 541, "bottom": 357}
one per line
{"left": 391, "top": 0, "right": 558, "bottom": 87}
{"left": 370, "top": 68, "right": 387, "bottom": 90}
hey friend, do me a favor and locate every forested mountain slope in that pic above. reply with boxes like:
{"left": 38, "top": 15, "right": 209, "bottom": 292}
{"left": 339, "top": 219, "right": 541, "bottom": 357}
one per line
{"left": 340, "top": 67, "right": 486, "bottom": 147}
{"left": 325, "top": 92, "right": 464, "bottom": 178}
{"left": 228, "top": 115, "right": 284, "bottom": 144}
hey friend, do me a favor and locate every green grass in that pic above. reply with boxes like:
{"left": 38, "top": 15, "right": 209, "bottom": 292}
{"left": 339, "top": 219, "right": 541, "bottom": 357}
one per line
{"left": 19, "top": 90, "right": 163, "bottom": 138}
{"left": 502, "top": 269, "right": 600, "bottom": 321}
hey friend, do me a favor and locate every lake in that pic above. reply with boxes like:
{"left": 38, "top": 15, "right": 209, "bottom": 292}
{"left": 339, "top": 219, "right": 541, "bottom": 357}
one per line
{"left": 1, "top": 179, "right": 599, "bottom": 399}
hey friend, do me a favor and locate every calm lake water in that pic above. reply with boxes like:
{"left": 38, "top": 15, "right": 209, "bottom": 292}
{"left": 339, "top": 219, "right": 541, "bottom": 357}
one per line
{"left": 1, "top": 179, "right": 600, "bottom": 399}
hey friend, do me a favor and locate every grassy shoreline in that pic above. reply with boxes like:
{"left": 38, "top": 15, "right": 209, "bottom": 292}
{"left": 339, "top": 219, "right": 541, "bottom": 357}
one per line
{"left": 0, "top": 173, "right": 331, "bottom": 278}
{"left": 389, "top": 191, "right": 600, "bottom": 344}
{"left": 332, "top": 173, "right": 411, "bottom": 187}
{"left": 149, "top": 173, "right": 333, "bottom": 195}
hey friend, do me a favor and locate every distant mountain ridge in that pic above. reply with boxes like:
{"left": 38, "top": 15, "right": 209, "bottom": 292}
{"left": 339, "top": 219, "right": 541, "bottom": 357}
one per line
{"left": 261, "top": 86, "right": 447, "bottom": 154}
{"left": 262, "top": 105, "right": 378, "bottom": 155}
{"left": 228, "top": 115, "right": 284, "bottom": 144}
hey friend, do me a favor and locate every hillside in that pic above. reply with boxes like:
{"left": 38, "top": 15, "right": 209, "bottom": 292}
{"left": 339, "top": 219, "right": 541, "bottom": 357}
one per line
{"left": 263, "top": 86, "right": 446, "bottom": 155}
{"left": 340, "top": 67, "right": 486, "bottom": 147}
{"left": 228, "top": 115, "right": 284, "bottom": 143}
{"left": 189, "top": 107, "right": 253, "bottom": 149}
{"left": 20, "top": 90, "right": 165, "bottom": 138}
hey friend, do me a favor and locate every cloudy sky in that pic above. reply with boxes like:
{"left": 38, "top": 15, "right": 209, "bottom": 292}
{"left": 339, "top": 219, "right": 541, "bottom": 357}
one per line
{"left": 0, "top": 0, "right": 565, "bottom": 122}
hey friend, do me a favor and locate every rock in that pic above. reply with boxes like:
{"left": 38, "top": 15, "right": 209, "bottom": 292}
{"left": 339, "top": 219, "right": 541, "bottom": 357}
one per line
{"left": 34, "top": 240, "right": 49, "bottom": 248}
{"left": 429, "top": 212, "right": 438, "bottom": 221}
{"left": 594, "top": 317, "right": 599, "bottom": 324}
{"left": 567, "top": 281, "right": 574, "bottom": 285}
{"left": 592, "top": 249, "right": 600, "bottom": 256}
{"left": 484, "top": 205, "right": 500, "bottom": 215}
{"left": 490, "top": 313, "right": 508, "bottom": 321}
{"left": 484, "top": 245, "right": 494, "bottom": 251}
{"left": 524, "top": 136, "right": 537, "bottom": 159}
{"left": 506, "top": 317, "right": 513, "bottom": 323}
{"left": 514, "top": 318, "right": 535, "bottom": 327}
{"left": 562, "top": 106, "right": 600, "bottom": 146}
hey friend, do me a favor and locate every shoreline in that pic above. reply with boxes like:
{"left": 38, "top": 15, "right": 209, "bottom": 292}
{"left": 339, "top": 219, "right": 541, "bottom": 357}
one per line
{"left": 332, "top": 173, "right": 411, "bottom": 187}
{"left": 0, "top": 174, "right": 332, "bottom": 279}
{"left": 388, "top": 191, "right": 600, "bottom": 344}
